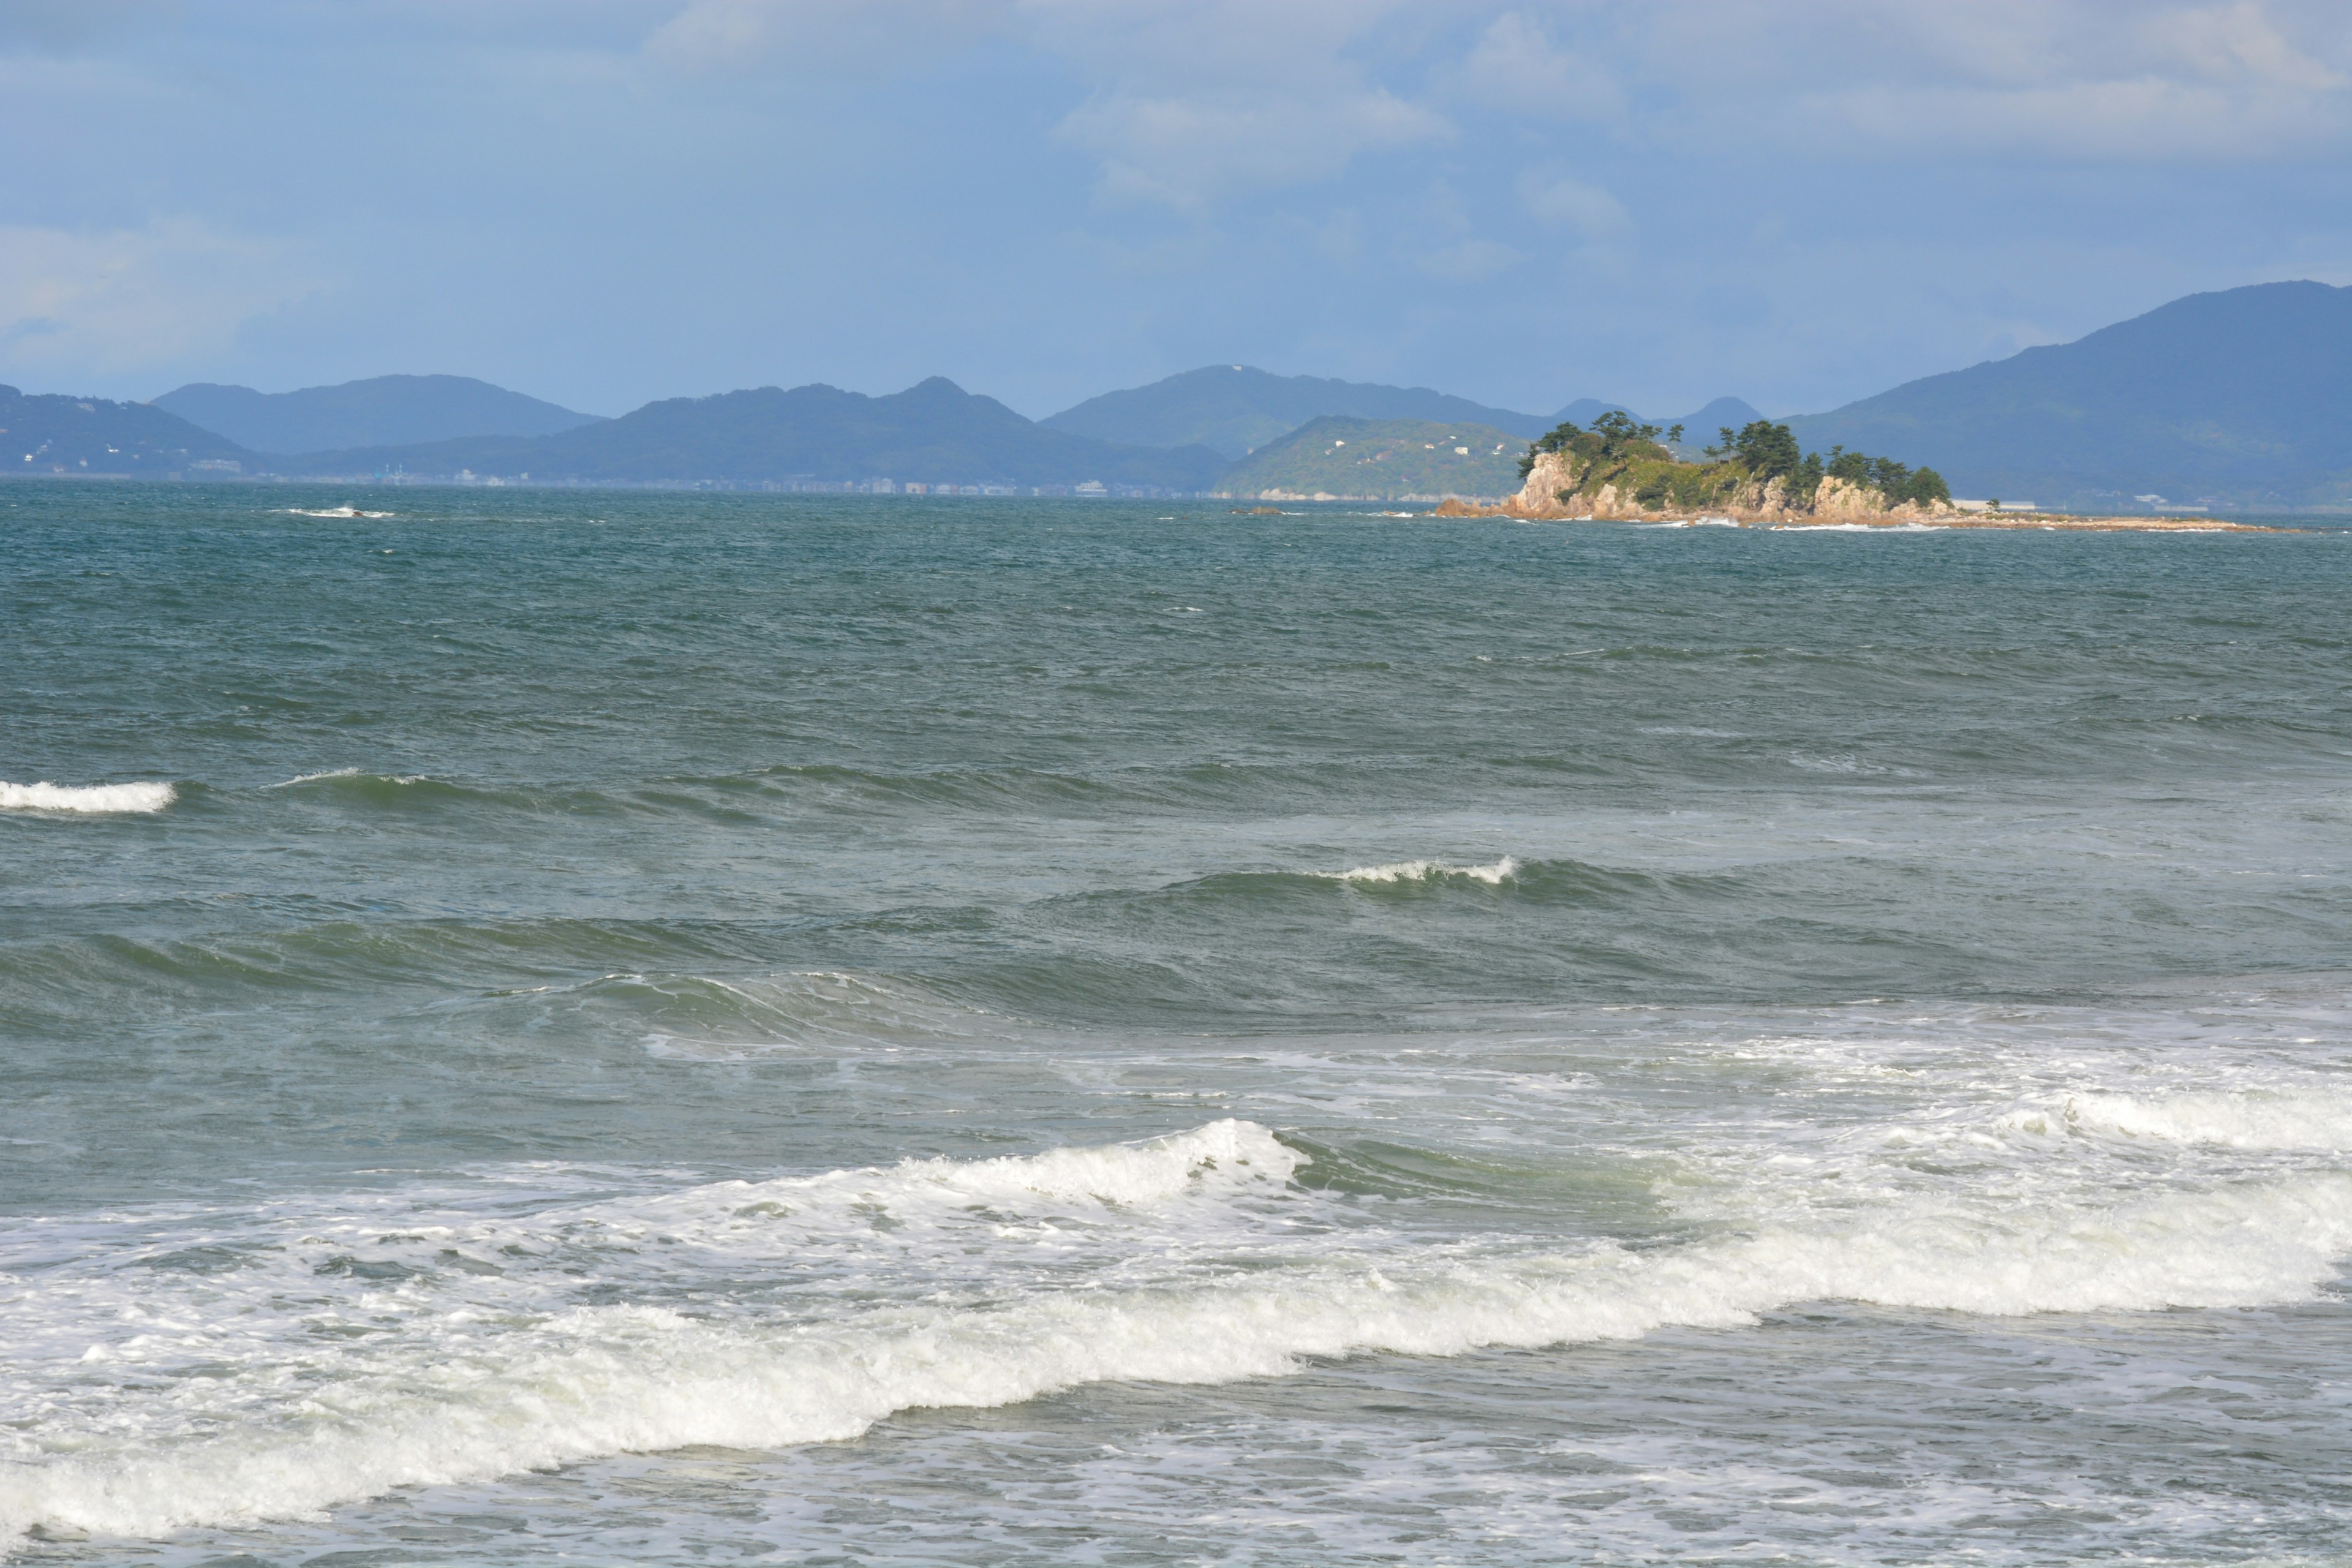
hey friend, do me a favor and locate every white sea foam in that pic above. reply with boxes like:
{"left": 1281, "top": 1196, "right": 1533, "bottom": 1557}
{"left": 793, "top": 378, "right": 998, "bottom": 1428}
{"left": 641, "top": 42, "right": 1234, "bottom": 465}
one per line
{"left": 1774, "top": 521, "right": 1951, "bottom": 532}
{"left": 606, "top": 1117, "right": 1300, "bottom": 1236}
{"left": 1323, "top": 856, "right": 1518, "bottom": 884}
{"left": 285, "top": 506, "right": 394, "bottom": 518}
{"left": 0, "top": 779, "right": 174, "bottom": 813}
{"left": 3, "top": 1117, "right": 2346, "bottom": 1550}
{"left": 2008, "top": 1087, "right": 2352, "bottom": 1150}
{"left": 265, "top": 768, "right": 428, "bottom": 789}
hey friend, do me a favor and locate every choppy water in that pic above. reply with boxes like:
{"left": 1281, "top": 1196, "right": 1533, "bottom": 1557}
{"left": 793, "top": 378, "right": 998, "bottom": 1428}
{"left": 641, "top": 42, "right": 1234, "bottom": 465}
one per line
{"left": 3, "top": 483, "right": 2350, "bottom": 1566}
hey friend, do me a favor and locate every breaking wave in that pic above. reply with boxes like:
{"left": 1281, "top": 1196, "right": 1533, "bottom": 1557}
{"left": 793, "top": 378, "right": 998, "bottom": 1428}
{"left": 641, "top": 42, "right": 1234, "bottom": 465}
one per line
{"left": 1321, "top": 856, "right": 1520, "bottom": 885}
{"left": 2010, "top": 1087, "right": 2352, "bottom": 1150}
{"left": 0, "top": 779, "right": 175, "bottom": 813}
{"left": 5, "top": 1117, "right": 2349, "bottom": 1550}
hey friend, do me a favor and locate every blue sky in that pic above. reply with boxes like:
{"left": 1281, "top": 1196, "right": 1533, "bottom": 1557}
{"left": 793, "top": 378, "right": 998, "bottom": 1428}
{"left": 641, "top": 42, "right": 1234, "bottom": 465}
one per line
{"left": 3, "top": 1, "right": 2347, "bottom": 420}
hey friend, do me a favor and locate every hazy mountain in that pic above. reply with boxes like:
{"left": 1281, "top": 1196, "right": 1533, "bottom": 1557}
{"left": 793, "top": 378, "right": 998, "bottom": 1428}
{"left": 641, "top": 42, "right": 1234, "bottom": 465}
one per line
{"left": 1044, "top": 366, "right": 1552, "bottom": 458}
{"left": 1, "top": 385, "right": 256, "bottom": 477}
{"left": 278, "top": 377, "right": 1226, "bottom": 489}
{"left": 1673, "top": 398, "right": 1770, "bottom": 438}
{"left": 1784, "top": 281, "right": 2352, "bottom": 508}
{"left": 154, "top": 374, "right": 600, "bottom": 455}
{"left": 1216, "top": 418, "right": 1524, "bottom": 500}
{"left": 1549, "top": 396, "right": 1767, "bottom": 437}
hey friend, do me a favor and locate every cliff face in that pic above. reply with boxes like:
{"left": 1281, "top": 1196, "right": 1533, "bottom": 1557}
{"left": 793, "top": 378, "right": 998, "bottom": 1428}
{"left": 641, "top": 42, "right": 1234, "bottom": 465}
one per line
{"left": 1491, "top": 449, "right": 1951, "bottom": 522}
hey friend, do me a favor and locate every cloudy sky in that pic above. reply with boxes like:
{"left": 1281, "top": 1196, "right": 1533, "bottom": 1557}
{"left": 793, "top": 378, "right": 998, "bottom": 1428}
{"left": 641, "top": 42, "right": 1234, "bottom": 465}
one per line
{"left": 3, "top": 0, "right": 2347, "bottom": 420}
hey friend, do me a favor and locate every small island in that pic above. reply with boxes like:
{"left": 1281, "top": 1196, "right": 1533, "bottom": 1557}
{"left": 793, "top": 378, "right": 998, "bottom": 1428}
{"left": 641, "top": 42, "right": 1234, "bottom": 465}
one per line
{"left": 1436, "top": 413, "right": 2278, "bottom": 530}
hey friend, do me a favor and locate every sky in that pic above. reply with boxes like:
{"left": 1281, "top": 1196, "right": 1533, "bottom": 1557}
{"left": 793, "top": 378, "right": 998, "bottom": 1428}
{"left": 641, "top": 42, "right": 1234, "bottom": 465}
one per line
{"left": 2, "top": 0, "right": 2348, "bottom": 421}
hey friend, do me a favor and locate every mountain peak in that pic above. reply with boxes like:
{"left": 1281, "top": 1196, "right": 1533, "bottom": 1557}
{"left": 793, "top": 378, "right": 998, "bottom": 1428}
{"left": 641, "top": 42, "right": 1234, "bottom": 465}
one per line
{"left": 153, "top": 374, "right": 599, "bottom": 455}
{"left": 1043, "top": 366, "right": 1550, "bottom": 458}
{"left": 1785, "top": 277, "right": 2352, "bottom": 507}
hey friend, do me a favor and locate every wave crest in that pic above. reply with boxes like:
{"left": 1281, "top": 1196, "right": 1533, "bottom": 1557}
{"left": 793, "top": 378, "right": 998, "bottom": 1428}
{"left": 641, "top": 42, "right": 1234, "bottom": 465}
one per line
{"left": 0, "top": 780, "right": 175, "bottom": 813}
{"left": 7, "top": 1150, "right": 2345, "bottom": 1550}
{"left": 1322, "top": 856, "right": 1518, "bottom": 885}
{"left": 2007, "top": 1088, "right": 2352, "bottom": 1150}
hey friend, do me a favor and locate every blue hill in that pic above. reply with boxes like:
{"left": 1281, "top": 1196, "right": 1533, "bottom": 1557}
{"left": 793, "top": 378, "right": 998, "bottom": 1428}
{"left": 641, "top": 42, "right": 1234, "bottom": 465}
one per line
{"left": 154, "top": 374, "right": 600, "bottom": 456}
{"left": 1, "top": 385, "right": 254, "bottom": 477}
{"left": 1785, "top": 281, "right": 2352, "bottom": 510}
{"left": 276, "top": 377, "right": 1226, "bottom": 490}
{"left": 1044, "top": 366, "right": 1556, "bottom": 458}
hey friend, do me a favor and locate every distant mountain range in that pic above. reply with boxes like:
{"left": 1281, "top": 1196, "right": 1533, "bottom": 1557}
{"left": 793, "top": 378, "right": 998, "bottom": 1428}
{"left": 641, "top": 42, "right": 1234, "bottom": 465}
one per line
{"left": 1218, "top": 418, "right": 1525, "bottom": 500}
{"left": 2, "top": 385, "right": 254, "bottom": 477}
{"left": 1044, "top": 366, "right": 1556, "bottom": 456}
{"left": 270, "top": 377, "right": 1226, "bottom": 491}
{"left": 1554, "top": 396, "right": 1768, "bottom": 441}
{"left": 153, "top": 374, "right": 600, "bottom": 455}
{"left": 1039, "top": 368, "right": 1768, "bottom": 461}
{"left": 9, "top": 281, "right": 2346, "bottom": 507}
{"left": 1787, "top": 281, "right": 2352, "bottom": 509}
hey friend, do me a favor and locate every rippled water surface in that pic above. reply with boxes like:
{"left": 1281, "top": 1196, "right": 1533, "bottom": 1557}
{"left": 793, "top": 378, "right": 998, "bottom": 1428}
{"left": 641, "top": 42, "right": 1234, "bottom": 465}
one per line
{"left": 3, "top": 484, "right": 2350, "bottom": 1565}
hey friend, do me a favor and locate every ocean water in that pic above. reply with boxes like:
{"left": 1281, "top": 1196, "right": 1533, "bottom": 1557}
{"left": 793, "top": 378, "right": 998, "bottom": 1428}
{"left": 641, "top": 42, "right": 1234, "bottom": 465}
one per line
{"left": 2, "top": 483, "right": 2349, "bottom": 1566}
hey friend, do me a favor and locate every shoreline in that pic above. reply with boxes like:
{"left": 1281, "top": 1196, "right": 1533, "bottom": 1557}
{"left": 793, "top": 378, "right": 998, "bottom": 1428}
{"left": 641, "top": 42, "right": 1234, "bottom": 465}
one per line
{"left": 1771, "top": 513, "right": 2290, "bottom": 532}
{"left": 1426, "top": 497, "right": 2293, "bottom": 532}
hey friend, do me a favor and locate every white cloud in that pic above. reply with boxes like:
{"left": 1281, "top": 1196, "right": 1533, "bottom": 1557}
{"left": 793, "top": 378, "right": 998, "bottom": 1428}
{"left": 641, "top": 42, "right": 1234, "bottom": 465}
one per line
{"left": 641, "top": 0, "right": 1453, "bottom": 205}
{"left": 1456, "top": 9, "right": 1624, "bottom": 119}
{"left": 1061, "top": 86, "right": 1448, "bottom": 208}
{"left": 1519, "top": 173, "right": 1629, "bottom": 239}
{"left": 2153, "top": 0, "right": 2346, "bottom": 90}
{"left": 1033, "top": 0, "right": 1452, "bottom": 208}
{"left": 644, "top": 0, "right": 1016, "bottom": 77}
{"left": 0, "top": 219, "right": 328, "bottom": 380}
{"left": 1624, "top": 0, "right": 2352, "bottom": 161}
{"left": 1802, "top": 73, "right": 2345, "bottom": 162}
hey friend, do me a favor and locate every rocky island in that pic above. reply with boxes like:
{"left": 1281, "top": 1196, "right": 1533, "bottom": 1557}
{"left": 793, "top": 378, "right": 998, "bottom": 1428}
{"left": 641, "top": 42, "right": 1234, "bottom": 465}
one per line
{"left": 1437, "top": 412, "right": 2274, "bottom": 530}
{"left": 1438, "top": 412, "right": 1953, "bottom": 522}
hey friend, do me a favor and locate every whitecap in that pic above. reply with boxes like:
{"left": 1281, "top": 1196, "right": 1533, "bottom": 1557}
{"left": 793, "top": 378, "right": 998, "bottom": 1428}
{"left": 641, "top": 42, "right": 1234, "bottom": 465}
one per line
{"left": 0, "top": 779, "right": 175, "bottom": 813}
{"left": 265, "top": 769, "right": 428, "bottom": 789}
{"left": 2008, "top": 1088, "right": 2352, "bottom": 1151}
{"left": 4, "top": 1129, "right": 2345, "bottom": 1551}
{"left": 1322, "top": 856, "right": 1518, "bottom": 884}
{"left": 1773, "top": 521, "right": 1951, "bottom": 532}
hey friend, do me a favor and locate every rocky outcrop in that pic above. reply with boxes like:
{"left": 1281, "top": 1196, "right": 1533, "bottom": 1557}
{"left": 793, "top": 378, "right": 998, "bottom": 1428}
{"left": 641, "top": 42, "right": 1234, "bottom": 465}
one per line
{"left": 1808, "top": 475, "right": 1957, "bottom": 522}
{"left": 1438, "top": 449, "right": 1956, "bottom": 524}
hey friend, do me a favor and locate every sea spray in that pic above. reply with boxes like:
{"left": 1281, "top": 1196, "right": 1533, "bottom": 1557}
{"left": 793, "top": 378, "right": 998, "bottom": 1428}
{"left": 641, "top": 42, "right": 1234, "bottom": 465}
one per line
{"left": 0, "top": 780, "right": 174, "bottom": 813}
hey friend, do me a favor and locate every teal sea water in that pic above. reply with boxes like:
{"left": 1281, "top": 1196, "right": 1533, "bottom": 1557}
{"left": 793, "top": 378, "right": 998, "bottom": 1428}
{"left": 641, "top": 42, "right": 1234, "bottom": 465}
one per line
{"left": 3, "top": 483, "right": 2350, "bottom": 1565}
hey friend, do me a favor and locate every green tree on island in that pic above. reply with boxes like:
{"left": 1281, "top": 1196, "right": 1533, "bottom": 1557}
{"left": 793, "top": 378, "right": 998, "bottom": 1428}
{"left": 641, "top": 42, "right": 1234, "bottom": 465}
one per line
{"left": 1523, "top": 415, "right": 1948, "bottom": 511}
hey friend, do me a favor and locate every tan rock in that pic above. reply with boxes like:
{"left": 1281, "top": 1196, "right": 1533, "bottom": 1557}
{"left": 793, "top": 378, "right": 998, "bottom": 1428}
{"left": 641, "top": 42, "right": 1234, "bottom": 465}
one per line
{"left": 1810, "top": 476, "right": 1885, "bottom": 519}
{"left": 1500, "top": 448, "right": 1583, "bottom": 518}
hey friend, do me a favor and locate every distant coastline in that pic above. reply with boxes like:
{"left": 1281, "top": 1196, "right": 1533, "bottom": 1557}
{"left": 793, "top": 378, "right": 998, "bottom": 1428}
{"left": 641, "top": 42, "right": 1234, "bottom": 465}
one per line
{"left": 0, "top": 468, "right": 2301, "bottom": 526}
{"left": 13, "top": 277, "right": 2352, "bottom": 511}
